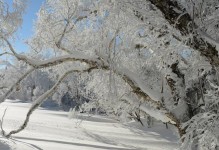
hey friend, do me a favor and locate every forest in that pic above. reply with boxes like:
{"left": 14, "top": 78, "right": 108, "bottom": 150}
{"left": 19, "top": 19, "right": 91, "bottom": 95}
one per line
{"left": 0, "top": 0, "right": 219, "bottom": 149}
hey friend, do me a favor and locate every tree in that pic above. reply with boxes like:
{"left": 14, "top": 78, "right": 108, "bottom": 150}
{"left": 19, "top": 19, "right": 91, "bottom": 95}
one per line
{"left": 0, "top": 0, "right": 219, "bottom": 149}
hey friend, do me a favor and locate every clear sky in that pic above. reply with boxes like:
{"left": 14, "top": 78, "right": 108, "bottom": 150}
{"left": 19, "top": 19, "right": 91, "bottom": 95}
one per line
{"left": 15, "top": 0, "right": 44, "bottom": 53}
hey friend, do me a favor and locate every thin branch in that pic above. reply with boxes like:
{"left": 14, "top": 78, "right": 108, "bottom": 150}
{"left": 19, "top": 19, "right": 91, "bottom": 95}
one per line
{"left": 1, "top": 37, "right": 34, "bottom": 66}
{"left": 5, "top": 66, "right": 98, "bottom": 138}
{"left": 0, "top": 87, "right": 7, "bottom": 90}
{"left": 0, "top": 108, "right": 7, "bottom": 136}
{"left": 0, "top": 68, "right": 35, "bottom": 103}
{"left": 0, "top": 52, "right": 13, "bottom": 57}
{"left": 55, "top": 14, "right": 87, "bottom": 54}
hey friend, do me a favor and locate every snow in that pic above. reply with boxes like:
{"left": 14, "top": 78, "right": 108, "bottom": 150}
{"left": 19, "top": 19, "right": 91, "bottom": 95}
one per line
{"left": 140, "top": 104, "right": 176, "bottom": 124}
{"left": 0, "top": 100, "right": 179, "bottom": 150}
{"left": 35, "top": 53, "right": 98, "bottom": 67}
{"left": 11, "top": 49, "right": 98, "bottom": 69}
{"left": 117, "top": 66, "right": 161, "bottom": 102}
{"left": 198, "top": 29, "right": 219, "bottom": 53}
{"left": 122, "top": 95, "right": 176, "bottom": 124}
{"left": 0, "top": 139, "right": 10, "bottom": 150}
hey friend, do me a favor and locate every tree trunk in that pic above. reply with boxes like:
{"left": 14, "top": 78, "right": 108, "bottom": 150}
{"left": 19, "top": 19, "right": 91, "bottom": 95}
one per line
{"left": 148, "top": 0, "right": 219, "bottom": 66}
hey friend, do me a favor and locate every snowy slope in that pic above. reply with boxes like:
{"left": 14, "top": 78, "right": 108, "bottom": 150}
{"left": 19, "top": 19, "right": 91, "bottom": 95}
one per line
{"left": 0, "top": 100, "right": 179, "bottom": 150}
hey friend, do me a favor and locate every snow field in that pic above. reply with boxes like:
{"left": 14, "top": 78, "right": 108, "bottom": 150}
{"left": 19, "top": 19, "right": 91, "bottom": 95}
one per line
{"left": 0, "top": 100, "right": 179, "bottom": 150}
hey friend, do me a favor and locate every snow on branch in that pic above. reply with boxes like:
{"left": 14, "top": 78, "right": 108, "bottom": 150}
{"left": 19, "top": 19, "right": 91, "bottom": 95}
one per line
{"left": 5, "top": 65, "right": 98, "bottom": 138}
{"left": 148, "top": 0, "right": 219, "bottom": 66}
{"left": 0, "top": 52, "right": 13, "bottom": 57}
{"left": 2, "top": 35, "right": 99, "bottom": 68}
{"left": 0, "top": 68, "right": 35, "bottom": 103}
{"left": 2, "top": 34, "right": 182, "bottom": 133}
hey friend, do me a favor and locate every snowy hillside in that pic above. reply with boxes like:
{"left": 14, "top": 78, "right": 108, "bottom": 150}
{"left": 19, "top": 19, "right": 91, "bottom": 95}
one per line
{"left": 0, "top": 100, "right": 179, "bottom": 150}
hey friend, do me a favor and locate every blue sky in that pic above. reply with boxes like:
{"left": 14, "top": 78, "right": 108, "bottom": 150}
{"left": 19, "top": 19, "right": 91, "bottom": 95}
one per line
{"left": 15, "top": 0, "right": 44, "bottom": 53}
{"left": 0, "top": 0, "right": 44, "bottom": 67}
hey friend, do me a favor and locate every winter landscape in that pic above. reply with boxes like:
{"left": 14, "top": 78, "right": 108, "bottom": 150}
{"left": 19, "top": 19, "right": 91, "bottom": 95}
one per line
{"left": 0, "top": 99, "right": 179, "bottom": 150}
{"left": 0, "top": 0, "right": 219, "bottom": 150}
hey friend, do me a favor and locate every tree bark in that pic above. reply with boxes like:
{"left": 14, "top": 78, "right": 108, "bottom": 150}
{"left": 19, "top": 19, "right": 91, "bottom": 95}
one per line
{"left": 148, "top": 0, "right": 219, "bottom": 66}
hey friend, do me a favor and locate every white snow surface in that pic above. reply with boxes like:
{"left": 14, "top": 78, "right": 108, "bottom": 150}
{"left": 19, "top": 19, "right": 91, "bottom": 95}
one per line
{"left": 0, "top": 100, "right": 179, "bottom": 150}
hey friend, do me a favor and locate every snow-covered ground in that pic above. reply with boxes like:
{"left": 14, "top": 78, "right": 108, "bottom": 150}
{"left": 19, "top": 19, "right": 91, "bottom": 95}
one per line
{"left": 0, "top": 100, "right": 179, "bottom": 150}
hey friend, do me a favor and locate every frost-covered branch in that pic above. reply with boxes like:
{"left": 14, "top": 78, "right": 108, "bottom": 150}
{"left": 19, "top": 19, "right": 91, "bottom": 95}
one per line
{"left": 0, "top": 108, "right": 7, "bottom": 136}
{"left": 5, "top": 65, "right": 98, "bottom": 138}
{"left": 0, "top": 52, "right": 13, "bottom": 57}
{"left": 55, "top": 15, "right": 88, "bottom": 54}
{"left": 119, "top": 81, "right": 184, "bottom": 136}
{"left": 2, "top": 35, "right": 100, "bottom": 68}
{"left": 2, "top": 37, "right": 34, "bottom": 66}
{"left": 148, "top": 0, "right": 219, "bottom": 66}
{"left": 0, "top": 68, "right": 35, "bottom": 103}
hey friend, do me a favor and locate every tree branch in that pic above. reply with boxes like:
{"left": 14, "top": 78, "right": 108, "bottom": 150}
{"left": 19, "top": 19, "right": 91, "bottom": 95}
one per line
{"left": 0, "top": 52, "right": 13, "bottom": 57}
{"left": 0, "top": 108, "right": 7, "bottom": 136}
{"left": 0, "top": 68, "right": 35, "bottom": 103}
{"left": 5, "top": 66, "right": 98, "bottom": 138}
{"left": 147, "top": 0, "right": 219, "bottom": 66}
